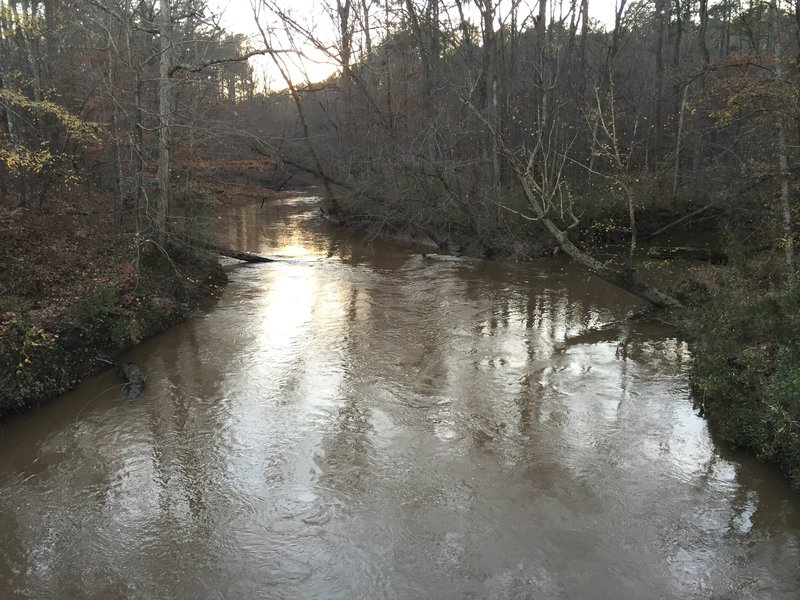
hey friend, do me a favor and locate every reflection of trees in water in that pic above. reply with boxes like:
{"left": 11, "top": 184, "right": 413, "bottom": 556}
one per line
{"left": 326, "top": 237, "right": 339, "bottom": 258}
{"left": 316, "top": 395, "right": 374, "bottom": 496}
{"left": 216, "top": 205, "right": 253, "bottom": 251}
{"left": 514, "top": 371, "right": 545, "bottom": 438}
{"left": 136, "top": 319, "right": 247, "bottom": 595}
{"left": 147, "top": 321, "right": 227, "bottom": 543}
{"left": 0, "top": 390, "right": 148, "bottom": 594}
{"left": 447, "top": 278, "right": 700, "bottom": 471}
{"left": 466, "top": 289, "right": 591, "bottom": 442}
{"left": 557, "top": 324, "right": 691, "bottom": 373}
{"left": 218, "top": 198, "right": 319, "bottom": 254}
{"left": 315, "top": 286, "right": 375, "bottom": 496}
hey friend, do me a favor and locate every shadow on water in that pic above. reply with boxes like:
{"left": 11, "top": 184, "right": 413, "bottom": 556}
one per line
{"left": 0, "top": 193, "right": 798, "bottom": 599}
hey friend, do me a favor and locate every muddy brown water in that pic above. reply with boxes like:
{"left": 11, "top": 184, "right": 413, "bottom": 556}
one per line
{"left": 1, "top": 195, "right": 799, "bottom": 599}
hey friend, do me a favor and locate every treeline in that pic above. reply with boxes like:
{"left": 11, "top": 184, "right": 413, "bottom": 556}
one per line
{"left": 3, "top": 1, "right": 796, "bottom": 280}
{"left": 247, "top": 0, "right": 797, "bottom": 283}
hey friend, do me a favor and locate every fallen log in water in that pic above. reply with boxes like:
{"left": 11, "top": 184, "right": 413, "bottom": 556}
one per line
{"left": 203, "top": 242, "right": 276, "bottom": 263}
{"left": 118, "top": 362, "right": 145, "bottom": 399}
{"left": 420, "top": 253, "right": 475, "bottom": 262}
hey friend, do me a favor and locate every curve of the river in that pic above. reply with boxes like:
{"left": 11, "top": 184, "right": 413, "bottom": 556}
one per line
{"left": 1, "top": 195, "right": 799, "bottom": 599}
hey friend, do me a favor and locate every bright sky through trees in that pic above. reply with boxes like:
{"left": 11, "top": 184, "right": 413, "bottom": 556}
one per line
{"left": 210, "top": 0, "right": 622, "bottom": 89}
{"left": 209, "top": 0, "right": 336, "bottom": 88}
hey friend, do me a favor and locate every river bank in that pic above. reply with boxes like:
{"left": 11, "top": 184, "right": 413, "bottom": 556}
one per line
{"left": 0, "top": 177, "right": 274, "bottom": 417}
{"left": 0, "top": 214, "right": 227, "bottom": 417}
{"left": 0, "top": 164, "right": 311, "bottom": 418}
{"left": 688, "top": 268, "right": 800, "bottom": 488}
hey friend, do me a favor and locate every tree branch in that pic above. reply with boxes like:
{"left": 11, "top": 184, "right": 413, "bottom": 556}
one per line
{"left": 169, "top": 48, "right": 295, "bottom": 77}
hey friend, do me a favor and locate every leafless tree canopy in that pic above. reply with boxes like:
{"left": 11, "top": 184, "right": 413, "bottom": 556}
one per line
{"left": 1, "top": 0, "right": 797, "bottom": 301}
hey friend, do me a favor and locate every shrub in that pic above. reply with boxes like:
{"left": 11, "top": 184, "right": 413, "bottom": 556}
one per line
{"left": 74, "top": 279, "right": 136, "bottom": 349}
{"left": 692, "top": 269, "right": 800, "bottom": 486}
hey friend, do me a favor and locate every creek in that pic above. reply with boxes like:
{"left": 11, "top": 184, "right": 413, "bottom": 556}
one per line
{"left": 1, "top": 195, "right": 798, "bottom": 599}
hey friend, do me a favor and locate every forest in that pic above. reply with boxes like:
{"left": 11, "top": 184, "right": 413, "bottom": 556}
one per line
{"left": 1, "top": 0, "right": 799, "bottom": 484}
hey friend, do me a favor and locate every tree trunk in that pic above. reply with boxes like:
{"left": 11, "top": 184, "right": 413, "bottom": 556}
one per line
{"left": 672, "top": 0, "right": 683, "bottom": 104}
{"left": 275, "top": 58, "right": 338, "bottom": 211}
{"left": 796, "top": 0, "right": 800, "bottom": 62}
{"left": 720, "top": 0, "right": 730, "bottom": 57}
{"left": 107, "top": 13, "right": 123, "bottom": 214}
{"left": 404, "top": 0, "right": 439, "bottom": 163}
{"left": 698, "top": 0, "right": 710, "bottom": 66}
{"left": 42, "top": 0, "right": 57, "bottom": 72}
{"left": 480, "top": 0, "right": 500, "bottom": 198}
{"left": 673, "top": 83, "right": 689, "bottom": 194}
{"left": 16, "top": 0, "right": 41, "bottom": 101}
{"left": 773, "top": 0, "right": 796, "bottom": 284}
{"left": 133, "top": 67, "right": 144, "bottom": 230}
{"left": 360, "top": 0, "right": 372, "bottom": 55}
{"left": 579, "top": 0, "right": 589, "bottom": 92}
{"left": 653, "top": 0, "right": 666, "bottom": 165}
{"left": 157, "top": 0, "right": 173, "bottom": 245}
{"left": 203, "top": 242, "right": 276, "bottom": 263}
{"left": 537, "top": 0, "right": 546, "bottom": 38}
{"left": 643, "top": 202, "right": 716, "bottom": 241}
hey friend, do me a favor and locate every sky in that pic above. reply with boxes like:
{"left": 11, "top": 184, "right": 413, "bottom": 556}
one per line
{"left": 208, "top": 0, "right": 340, "bottom": 88}
{"left": 209, "top": 0, "right": 623, "bottom": 90}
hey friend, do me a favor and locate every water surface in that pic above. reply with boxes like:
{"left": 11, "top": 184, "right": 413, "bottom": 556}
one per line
{"left": 1, "top": 195, "right": 798, "bottom": 599}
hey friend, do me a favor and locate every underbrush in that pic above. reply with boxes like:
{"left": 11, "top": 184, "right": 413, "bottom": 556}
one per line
{"left": 690, "top": 259, "right": 800, "bottom": 486}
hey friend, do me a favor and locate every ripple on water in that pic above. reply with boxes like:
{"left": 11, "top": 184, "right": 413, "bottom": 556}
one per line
{"left": 234, "top": 485, "right": 344, "bottom": 542}
{"left": 227, "top": 484, "right": 384, "bottom": 594}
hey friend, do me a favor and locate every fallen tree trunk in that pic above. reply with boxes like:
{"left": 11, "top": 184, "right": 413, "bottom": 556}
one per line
{"left": 642, "top": 202, "right": 717, "bottom": 241}
{"left": 462, "top": 95, "right": 684, "bottom": 310}
{"left": 647, "top": 246, "right": 727, "bottom": 263}
{"left": 203, "top": 242, "right": 276, "bottom": 263}
{"left": 518, "top": 177, "right": 684, "bottom": 309}
{"left": 118, "top": 362, "right": 145, "bottom": 399}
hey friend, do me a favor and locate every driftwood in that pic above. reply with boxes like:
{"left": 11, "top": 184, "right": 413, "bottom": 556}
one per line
{"left": 118, "top": 362, "right": 145, "bottom": 399}
{"left": 646, "top": 246, "right": 727, "bottom": 264}
{"left": 203, "top": 242, "right": 276, "bottom": 263}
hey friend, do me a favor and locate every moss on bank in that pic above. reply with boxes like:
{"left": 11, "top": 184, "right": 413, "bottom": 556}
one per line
{"left": 0, "top": 243, "right": 226, "bottom": 417}
{"left": 690, "top": 268, "right": 800, "bottom": 487}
